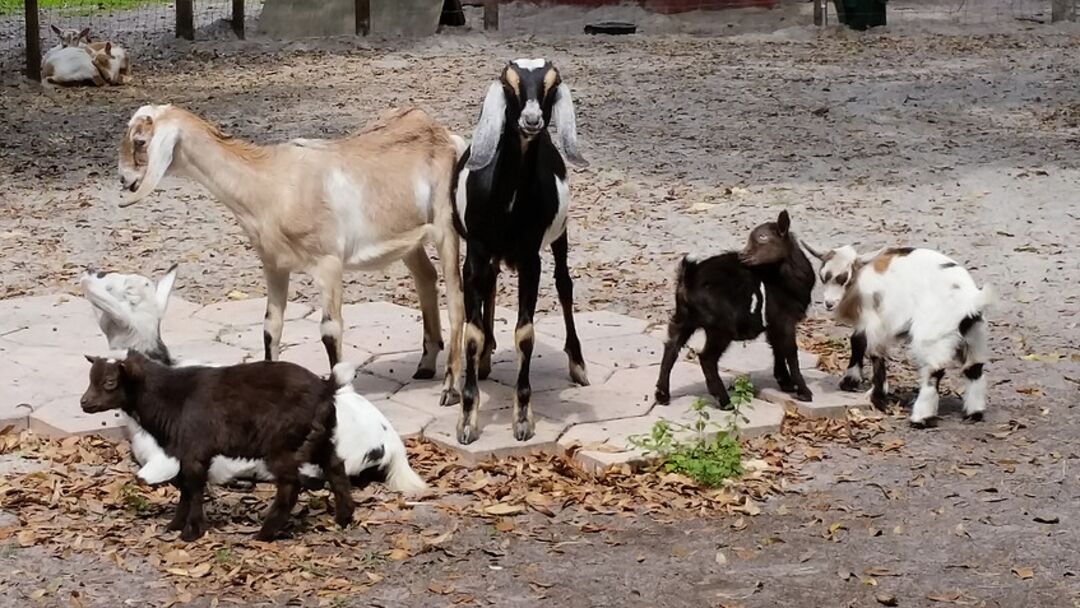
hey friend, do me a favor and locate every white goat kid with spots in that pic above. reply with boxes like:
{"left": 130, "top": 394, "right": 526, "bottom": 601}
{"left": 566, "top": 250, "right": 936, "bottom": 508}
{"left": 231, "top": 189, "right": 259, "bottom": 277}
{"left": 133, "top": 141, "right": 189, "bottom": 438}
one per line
{"left": 803, "top": 244, "right": 992, "bottom": 426}
{"left": 80, "top": 266, "right": 426, "bottom": 494}
{"left": 116, "top": 104, "right": 466, "bottom": 407}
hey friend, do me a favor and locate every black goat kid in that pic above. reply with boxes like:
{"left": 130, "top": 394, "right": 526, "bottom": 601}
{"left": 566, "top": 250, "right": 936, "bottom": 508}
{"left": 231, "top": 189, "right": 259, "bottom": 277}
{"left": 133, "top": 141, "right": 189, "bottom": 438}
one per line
{"left": 452, "top": 59, "right": 589, "bottom": 444}
{"left": 655, "top": 211, "right": 816, "bottom": 408}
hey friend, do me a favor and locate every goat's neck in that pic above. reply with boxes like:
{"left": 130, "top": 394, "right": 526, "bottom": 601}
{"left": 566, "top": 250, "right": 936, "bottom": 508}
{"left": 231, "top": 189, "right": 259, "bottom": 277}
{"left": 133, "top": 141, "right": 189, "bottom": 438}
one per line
{"left": 175, "top": 128, "right": 271, "bottom": 223}
{"left": 122, "top": 376, "right": 183, "bottom": 445}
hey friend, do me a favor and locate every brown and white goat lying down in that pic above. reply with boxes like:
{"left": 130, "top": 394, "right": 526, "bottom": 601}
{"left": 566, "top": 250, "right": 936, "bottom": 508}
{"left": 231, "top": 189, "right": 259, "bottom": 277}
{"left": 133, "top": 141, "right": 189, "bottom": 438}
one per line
{"left": 81, "top": 353, "right": 361, "bottom": 541}
{"left": 115, "top": 104, "right": 466, "bottom": 406}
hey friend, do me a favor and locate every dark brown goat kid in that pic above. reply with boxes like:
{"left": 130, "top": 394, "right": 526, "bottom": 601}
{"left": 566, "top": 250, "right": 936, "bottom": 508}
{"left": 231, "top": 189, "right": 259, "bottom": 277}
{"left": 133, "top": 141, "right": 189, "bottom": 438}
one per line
{"left": 655, "top": 211, "right": 816, "bottom": 408}
{"left": 80, "top": 352, "right": 354, "bottom": 541}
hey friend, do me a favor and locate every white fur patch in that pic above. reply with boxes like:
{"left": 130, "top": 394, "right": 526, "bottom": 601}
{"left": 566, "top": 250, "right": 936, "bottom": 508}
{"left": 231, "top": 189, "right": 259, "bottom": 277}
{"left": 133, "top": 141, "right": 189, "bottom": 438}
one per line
{"left": 129, "top": 104, "right": 169, "bottom": 126}
{"left": 413, "top": 174, "right": 433, "bottom": 222}
{"left": 325, "top": 170, "right": 374, "bottom": 266}
{"left": 512, "top": 58, "right": 546, "bottom": 70}
{"left": 541, "top": 174, "right": 570, "bottom": 248}
{"left": 455, "top": 168, "right": 471, "bottom": 231}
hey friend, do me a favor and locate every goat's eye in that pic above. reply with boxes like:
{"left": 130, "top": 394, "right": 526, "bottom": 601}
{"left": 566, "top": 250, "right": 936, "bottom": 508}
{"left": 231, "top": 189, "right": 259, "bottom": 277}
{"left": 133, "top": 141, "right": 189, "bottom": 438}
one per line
{"left": 757, "top": 233, "right": 768, "bottom": 242}
{"left": 103, "top": 379, "right": 118, "bottom": 391}
{"left": 836, "top": 272, "right": 849, "bottom": 285}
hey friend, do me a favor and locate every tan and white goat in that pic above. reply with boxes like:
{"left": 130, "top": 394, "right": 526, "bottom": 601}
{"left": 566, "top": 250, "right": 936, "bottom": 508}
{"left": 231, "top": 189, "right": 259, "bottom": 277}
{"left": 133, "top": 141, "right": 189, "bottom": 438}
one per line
{"left": 117, "top": 104, "right": 466, "bottom": 405}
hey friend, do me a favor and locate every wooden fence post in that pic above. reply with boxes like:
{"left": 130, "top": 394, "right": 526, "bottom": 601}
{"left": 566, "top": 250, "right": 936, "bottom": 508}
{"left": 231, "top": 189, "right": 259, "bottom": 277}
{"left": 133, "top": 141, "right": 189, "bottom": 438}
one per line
{"left": 232, "top": 0, "right": 245, "bottom": 39}
{"left": 355, "top": 0, "right": 371, "bottom": 35}
{"left": 176, "top": 0, "right": 194, "bottom": 40}
{"left": 483, "top": 0, "right": 499, "bottom": 30}
{"left": 25, "top": 0, "right": 41, "bottom": 81}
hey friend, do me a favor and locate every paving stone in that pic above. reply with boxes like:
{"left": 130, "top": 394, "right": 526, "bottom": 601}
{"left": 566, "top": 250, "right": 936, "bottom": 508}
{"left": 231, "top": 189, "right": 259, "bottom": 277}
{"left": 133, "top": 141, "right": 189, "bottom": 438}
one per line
{"left": 29, "top": 394, "right": 127, "bottom": 439}
{"left": 351, "top": 372, "right": 403, "bottom": 402}
{"left": 388, "top": 379, "right": 514, "bottom": 418}
{"left": 161, "top": 315, "right": 226, "bottom": 347}
{"left": 557, "top": 415, "right": 660, "bottom": 473}
{"left": 372, "top": 399, "right": 433, "bottom": 439}
{"left": 0, "top": 294, "right": 89, "bottom": 334}
{"left": 194, "top": 298, "right": 312, "bottom": 326}
{"left": 662, "top": 395, "right": 785, "bottom": 438}
{"left": 603, "top": 362, "right": 734, "bottom": 405}
{"left": 582, "top": 333, "right": 664, "bottom": 371}
{"left": 364, "top": 351, "right": 444, "bottom": 385}
{"left": 533, "top": 384, "right": 654, "bottom": 426}
{"left": 487, "top": 337, "right": 614, "bottom": 393}
{"left": 2, "top": 315, "right": 103, "bottom": 352}
{"left": 169, "top": 341, "right": 254, "bottom": 366}
{"left": 424, "top": 408, "right": 568, "bottom": 464}
{"left": 718, "top": 339, "right": 818, "bottom": 376}
{"left": 217, "top": 318, "right": 319, "bottom": 352}
{"left": 753, "top": 370, "right": 870, "bottom": 419}
{"left": 162, "top": 296, "right": 202, "bottom": 321}
{"left": 6, "top": 347, "right": 93, "bottom": 410}
{"left": 535, "top": 310, "right": 651, "bottom": 342}
{"left": 344, "top": 320, "right": 429, "bottom": 356}
{"left": 0, "top": 509, "right": 18, "bottom": 527}
{"left": 340, "top": 301, "right": 425, "bottom": 329}
{"left": 278, "top": 339, "right": 374, "bottom": 374}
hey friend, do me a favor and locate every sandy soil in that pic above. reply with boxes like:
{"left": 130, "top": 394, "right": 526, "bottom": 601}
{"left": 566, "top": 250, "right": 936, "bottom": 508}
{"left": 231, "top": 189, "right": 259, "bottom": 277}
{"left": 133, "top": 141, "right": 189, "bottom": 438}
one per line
{"left": 1, "top": 2, "right": 1079, "bottom": 606}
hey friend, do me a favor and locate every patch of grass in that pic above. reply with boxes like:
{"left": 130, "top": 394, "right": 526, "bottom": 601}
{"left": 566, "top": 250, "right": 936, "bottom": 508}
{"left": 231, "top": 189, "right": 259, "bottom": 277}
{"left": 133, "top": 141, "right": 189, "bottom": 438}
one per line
{"left": 0, "top": 0, "right": 171, "bottom": 18}
{"left": 629, "top": 376, "right": 756, "bottom": 488}
{"left": 118, "top": 482, "right": 152, "bottom": 515}
{"left": 213, "top": 548, "right": 233, "bottom": 565}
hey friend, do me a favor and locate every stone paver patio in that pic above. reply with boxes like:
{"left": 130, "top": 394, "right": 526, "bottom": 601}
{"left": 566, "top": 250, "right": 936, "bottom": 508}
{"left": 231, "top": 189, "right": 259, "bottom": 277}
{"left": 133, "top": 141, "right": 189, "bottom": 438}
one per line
{"left": 0, "top": 294, "right": 872, "bottom": 471}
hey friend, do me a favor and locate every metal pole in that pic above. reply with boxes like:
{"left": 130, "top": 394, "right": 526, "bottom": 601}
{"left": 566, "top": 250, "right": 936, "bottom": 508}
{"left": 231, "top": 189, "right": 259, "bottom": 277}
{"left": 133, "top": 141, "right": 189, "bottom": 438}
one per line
{"left": 232, "top": 0, "right": 245, "bottom": 39}
{"left": 355, "top": 0, "right": 371, "bottom": 35}
{"left": 176, "top": 0, "right": 194, "bottom": 40}
{"left": 25, "top": 0, "right": 41, "bottom": 81}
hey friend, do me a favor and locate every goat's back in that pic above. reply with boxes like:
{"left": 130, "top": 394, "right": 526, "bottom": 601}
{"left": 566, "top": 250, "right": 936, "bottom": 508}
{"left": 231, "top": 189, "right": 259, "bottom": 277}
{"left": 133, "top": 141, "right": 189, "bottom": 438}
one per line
{"left": 677, "top": 253, "right": 763, "bottom": 328}
{"left": 140, "top": 360, "right": 336, "bottom": 461}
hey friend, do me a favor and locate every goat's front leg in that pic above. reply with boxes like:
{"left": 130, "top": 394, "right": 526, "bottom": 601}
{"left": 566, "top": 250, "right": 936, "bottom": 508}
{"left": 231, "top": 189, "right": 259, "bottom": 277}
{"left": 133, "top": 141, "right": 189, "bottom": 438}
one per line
{"left": 512, "top": 255, "right": 542, "bottom": 442}
{"left": 766, "top": 323, "right": 795, "bottom": 392}
{"left": 478, "top": 275, "right": 498, "bottom": 380}
{"left": 436, "top": 230, "right": 465, "bottom": 406}
{"left": 910, "top": 367, "right": 944, "bottom": 428}
{"left": 257, "top": 459, "right": 301, "bottom": 542}
{"left": 551, "top": 233, "right": 588, "bottom": 386}
{"left": 320, "top": 452, "right": 354, "bottom": 529}
{"left": 263, "top": 267, "right": 290, "bottom": 361}
{"left": 458, "top": 247, "right": 495, "bottom": 444}
{"left": 403, "top": 247, "right": 442, "bottom": 380}
{"left": 868, "top": 354, "right": 889, "bottom": 410}
{"left": 177, "top": 462, "right": 208, "bottom": 542}
{"left": 312, "top": 257, "right": 344, "bottom": 368}
{"left": 165, "top": 471, "right": 190, "bottom": 532}
{"left": 840, "top": 330, "right": 867, "bottom": 392}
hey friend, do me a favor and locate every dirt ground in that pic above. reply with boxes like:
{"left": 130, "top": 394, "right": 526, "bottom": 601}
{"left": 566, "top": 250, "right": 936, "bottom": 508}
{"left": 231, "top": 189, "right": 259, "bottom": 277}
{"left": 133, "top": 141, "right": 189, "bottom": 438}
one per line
{"left": 1, "top": 2, "right": 1079, "bottom": 606}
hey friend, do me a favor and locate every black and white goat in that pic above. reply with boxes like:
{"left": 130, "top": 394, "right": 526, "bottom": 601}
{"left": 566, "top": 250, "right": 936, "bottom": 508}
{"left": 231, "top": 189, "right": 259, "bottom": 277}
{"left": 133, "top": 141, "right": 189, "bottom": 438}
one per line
{"left": 655, "top": 211, "right": 816, "bottom": 407}
{"left": 451, "top": 59, "right": 589, "bottom": 444}
{"left": 79, "top": 266, "right": 426, "bottom": 494}
{"left": 82, "top": 352, "right": 354, "bottom": 541}
{"left": 803, "top": 244, "right": 992, "bottom": 426}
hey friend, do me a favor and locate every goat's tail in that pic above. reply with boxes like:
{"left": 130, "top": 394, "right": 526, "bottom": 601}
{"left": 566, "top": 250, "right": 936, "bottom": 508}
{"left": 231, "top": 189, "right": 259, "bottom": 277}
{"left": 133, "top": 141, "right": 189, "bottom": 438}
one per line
{"left": 676, "top": 255, "right": 697, "bottom": 296}
{"left": 450, "top": 134, "right": 469, "bottom": 160}
{"left": 383, "top": 435, "right": 429, "bottom": 495}
{"left": 331, "top": 361, "right": 359, "bottom": 389}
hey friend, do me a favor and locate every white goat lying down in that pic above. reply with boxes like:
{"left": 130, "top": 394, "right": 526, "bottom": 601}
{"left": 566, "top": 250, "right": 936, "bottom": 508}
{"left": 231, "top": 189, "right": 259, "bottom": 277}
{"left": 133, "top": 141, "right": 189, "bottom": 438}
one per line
{"left": 42, "top": 26, "right": 129, "bottom": 86}
{"left": 804, "top": 245, "right": 992, "bottom": 426}
{"left": 79, "top": 266, "right": 426, "bottom": 493}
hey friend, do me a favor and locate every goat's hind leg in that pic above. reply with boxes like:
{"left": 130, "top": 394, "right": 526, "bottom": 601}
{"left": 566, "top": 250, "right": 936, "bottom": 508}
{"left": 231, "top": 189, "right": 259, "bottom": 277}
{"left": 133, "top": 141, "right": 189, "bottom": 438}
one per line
{"left": 551, "top": 233, "right": 588, "bottom": 386}
{"left": 257, "top": 463, "right": 301, "bottom": 542}
{"left": 177, "top": 462, "right": 209, "bottom": 542}
{"left": 655, "top": 308, "right": 695, "bottom": 405}
{"left": 437, "top": 229, "right": 465, "bottom": 406}
{"left": 909, "top": 366, "right": 944, "bottom": 428}
{"left": 263, "top": 267, "right": 290, "bottom": 361}
{"left": 478, "top": 277, "right": 498, "bottom": 380}
{"left": 699, "top": 328, "right": 734, "bottom": 409}
{"left": 319, "top": 450, "right": 354, "bottom": 529}
{"left": 403, "top": 247, "right": 442, "bottom": 380}
{"left": 313, "top": 257, "right": 345, "bottom": 369}
{"left": 840, "top": 331, "right": 867, "bottom": 392}
{"left": 959, "top": 317, "right": 989, "bottom": 422}
{"left": 868, "top": 354, "right": 889, "bottom": 410}
{"left": 166, "top": 472, "right": 191, "bottom": 532}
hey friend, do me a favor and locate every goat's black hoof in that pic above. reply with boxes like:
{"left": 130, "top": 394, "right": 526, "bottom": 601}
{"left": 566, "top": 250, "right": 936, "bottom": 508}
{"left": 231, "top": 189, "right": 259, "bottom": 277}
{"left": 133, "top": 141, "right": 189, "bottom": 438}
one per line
{"left": 839, "top": 376, "right": 862, "bottom": 392}
{"left": 440, "top": 388, "right": 461, "bottom": 407}
{"left": 513, "top": 419, "right": 535, "bottom": 442}
{"left": 963, "top": 411, "right": 984, "bottom": 423}
{"left": 412, "top": 367, "right": 436, "bottom": 380}
{"left": 715, "top": 400, "right": 734, "bottom": 412}
{"left": 654, "top": 387, "right": 671, "bottom": 405}
{"left": 569, "top": 361, "right": 589, "bottom": 386}
{"left": 166, "top": 516, "right": 185, "bottom": 532}
{"left": 457, "top": 423, "right": 479, "bottom": 445}
{"left": 870, "top": 393, "right": 889, "bottom": 411}
{"left": 334, "top": 509, "right": 355, "bottom": 529}
{"left": 777, "top": 380, "right": 796, "bottom": 393}
{"left": 795, "top": 388, "right": 813, "bottom": 402}
{"left": 254, "top": 529, "right": 278, "bottom": 542}
{"left": 909, "top": 417, "right": 937, "bottom": 429}
{"left": 180, "top": 524, "right": 205, "bottom": 542}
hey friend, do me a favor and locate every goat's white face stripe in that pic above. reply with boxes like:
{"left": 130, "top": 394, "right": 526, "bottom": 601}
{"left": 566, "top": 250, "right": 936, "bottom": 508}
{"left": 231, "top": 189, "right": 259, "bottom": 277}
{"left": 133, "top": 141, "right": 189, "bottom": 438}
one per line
{"left": 512, "top": 58, "right": 546, "bottom": 70}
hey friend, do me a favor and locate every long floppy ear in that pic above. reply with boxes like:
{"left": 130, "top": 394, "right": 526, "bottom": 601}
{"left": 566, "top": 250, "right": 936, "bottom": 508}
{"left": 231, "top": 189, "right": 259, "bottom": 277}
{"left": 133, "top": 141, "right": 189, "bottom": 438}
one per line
{"left": 155, "top": 263, "right": 178, "bottom": 315}
{"left": 552, "top": 83, "right": 587, "bottom": 167}
{"left": 122, "top": 120, "right": 179, "bottom": 206}
{"left": 465, "top": 82, "right": 507, "bottom": 171}
{"left": 856, "top": 247, "right": 886, "bottom": 265}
